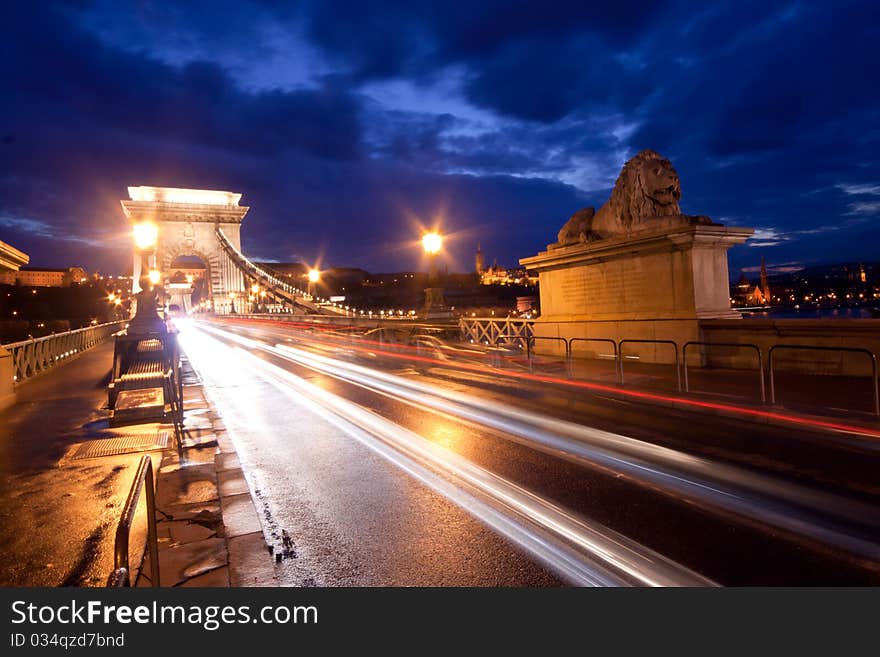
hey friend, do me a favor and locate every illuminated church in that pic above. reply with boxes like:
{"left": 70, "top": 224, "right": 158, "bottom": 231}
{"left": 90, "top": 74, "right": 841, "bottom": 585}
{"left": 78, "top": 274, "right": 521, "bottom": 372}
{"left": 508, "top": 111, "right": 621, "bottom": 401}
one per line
{"left": 734, "top": 257, "right": 772, "bottom": 307}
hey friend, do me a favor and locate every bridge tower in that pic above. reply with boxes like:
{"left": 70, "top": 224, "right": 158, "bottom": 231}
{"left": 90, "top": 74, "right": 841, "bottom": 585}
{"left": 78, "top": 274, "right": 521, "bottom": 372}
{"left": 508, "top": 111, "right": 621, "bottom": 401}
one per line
{"left": 121, "top": 186, "right": 249, "bottom": 314}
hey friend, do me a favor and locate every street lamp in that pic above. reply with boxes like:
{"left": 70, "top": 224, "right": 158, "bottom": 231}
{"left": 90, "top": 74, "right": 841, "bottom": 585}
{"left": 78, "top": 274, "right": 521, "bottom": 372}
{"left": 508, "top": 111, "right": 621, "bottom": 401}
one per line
{"left": 422, "top": 231, "right": 447, "bottom": 317}
{"left": 422, "top": 232, "right": 442, "bottom": 256}
{"left": 308, "top": 268, "right": 320, "bottom": 298}
{"left": 129, "top": 221, "right": 166, "bottom": 335}
{"left": 229, "top": 291, "right": 237, "bottom": 314}
{"left": 133, "top": 222, "right": 158, "bottom": 252}
{"left": 250, "top": 283, "right": 261, "bottom": 313}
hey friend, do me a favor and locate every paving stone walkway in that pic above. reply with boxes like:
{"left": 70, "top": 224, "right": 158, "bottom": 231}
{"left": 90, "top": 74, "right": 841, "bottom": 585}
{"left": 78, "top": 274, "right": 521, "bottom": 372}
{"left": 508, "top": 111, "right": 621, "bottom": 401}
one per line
{"left": 137, "top": 355, "right": 275, "bottom": 587}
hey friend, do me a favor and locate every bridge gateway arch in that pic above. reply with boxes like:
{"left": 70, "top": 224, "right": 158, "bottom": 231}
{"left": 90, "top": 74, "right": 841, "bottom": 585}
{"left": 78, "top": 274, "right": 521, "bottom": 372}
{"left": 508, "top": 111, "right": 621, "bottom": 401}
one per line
{"left": 121, "top": 185, "right": 324, "bottom": 315}
{"left": 121, "top": 186, "right": 248, "bottom": 314}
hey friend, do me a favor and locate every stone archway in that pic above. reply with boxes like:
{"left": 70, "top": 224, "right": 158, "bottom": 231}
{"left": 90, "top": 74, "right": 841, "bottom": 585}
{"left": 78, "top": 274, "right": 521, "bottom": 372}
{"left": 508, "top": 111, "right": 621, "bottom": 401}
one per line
{"left": 120, "top": 186, "right": 249, "bottom": 314}
{"left": 162, "top": 251, "right": 215, "bottom": 315}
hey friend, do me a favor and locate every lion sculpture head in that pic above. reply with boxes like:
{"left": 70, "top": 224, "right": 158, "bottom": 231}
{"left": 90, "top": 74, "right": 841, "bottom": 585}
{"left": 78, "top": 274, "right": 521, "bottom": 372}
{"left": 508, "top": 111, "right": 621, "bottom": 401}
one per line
{"left": 553, "top": 149, "right": 712, "bottom": 246}
{"left": 592, "top": 149, "right": 683, "bottom": 236}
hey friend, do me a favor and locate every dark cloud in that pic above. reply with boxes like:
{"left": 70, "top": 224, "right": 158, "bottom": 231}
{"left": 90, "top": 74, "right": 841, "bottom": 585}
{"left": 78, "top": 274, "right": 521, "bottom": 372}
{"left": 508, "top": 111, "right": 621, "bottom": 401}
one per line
{"left": 1, "top": 1, "right": 879, "bottom": 275}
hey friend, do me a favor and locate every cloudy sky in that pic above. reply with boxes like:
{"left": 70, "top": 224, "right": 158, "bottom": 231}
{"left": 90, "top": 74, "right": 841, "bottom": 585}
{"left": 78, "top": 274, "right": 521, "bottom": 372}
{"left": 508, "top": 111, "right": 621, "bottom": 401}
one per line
{"left": 1, "top": 1, "right": 878, "bottom": 275}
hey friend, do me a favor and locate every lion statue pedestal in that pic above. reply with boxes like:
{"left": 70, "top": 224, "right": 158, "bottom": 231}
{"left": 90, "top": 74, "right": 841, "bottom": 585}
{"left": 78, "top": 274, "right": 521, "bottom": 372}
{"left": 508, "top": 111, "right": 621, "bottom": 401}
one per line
{"left": 520, "top": 150, "right": 754, "bottom": 364}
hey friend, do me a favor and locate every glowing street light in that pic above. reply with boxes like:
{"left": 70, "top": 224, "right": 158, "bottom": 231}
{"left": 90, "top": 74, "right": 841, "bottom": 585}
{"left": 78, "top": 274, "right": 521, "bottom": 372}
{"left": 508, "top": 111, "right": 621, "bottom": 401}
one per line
{"left": 422, "top": 232, "right": 442, "bottom": 255}
{"left": 421, "top": 231, "right": 447, "bottom": 317}
{"left": 307, "top": 268, "right": 320, "bottom": 298}
{"left": 129, "top": 221, "right": 166, "bottom": 334}
{"left": 133, "top": 222, "right": 158, "bottom": 251}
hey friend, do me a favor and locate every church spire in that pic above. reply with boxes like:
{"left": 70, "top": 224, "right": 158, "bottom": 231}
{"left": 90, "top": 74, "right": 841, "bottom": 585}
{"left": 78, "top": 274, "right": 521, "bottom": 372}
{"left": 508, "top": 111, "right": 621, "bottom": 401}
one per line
{"left": 760, "top": 256, "right": 770, "bottom": 304}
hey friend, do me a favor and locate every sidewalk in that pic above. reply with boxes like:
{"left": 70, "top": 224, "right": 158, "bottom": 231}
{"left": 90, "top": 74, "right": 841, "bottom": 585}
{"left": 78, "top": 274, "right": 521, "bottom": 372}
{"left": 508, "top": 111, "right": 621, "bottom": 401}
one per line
{"left": 138, "top": 354, "right": 274, "bottom": 586}
{"left": 0, "top": 337, "right": 272, "bottom": 587}
{"left": 0, "top": 340, "right": 157, "bottom": 586}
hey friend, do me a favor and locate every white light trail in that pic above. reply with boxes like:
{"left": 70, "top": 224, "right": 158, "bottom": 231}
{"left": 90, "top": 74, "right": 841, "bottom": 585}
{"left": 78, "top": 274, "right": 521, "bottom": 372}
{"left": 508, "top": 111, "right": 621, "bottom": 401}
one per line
{"left": 179, "top": 321, "right": 714, "bottom": 586}
{"left": 192, "top": 321, "right": 880, "bottom": 564}
{"left": 263, "top": 339, "right": 880, "bottom": 563}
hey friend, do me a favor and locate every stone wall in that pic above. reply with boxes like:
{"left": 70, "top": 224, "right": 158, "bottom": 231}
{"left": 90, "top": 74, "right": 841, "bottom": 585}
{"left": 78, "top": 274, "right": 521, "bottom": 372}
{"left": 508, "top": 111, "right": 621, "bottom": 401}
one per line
{"left": 699, "top": 319, "right": 880, "bottom": 376}
{"left": 533, "top": 318, "right": 700, "bottom": 364}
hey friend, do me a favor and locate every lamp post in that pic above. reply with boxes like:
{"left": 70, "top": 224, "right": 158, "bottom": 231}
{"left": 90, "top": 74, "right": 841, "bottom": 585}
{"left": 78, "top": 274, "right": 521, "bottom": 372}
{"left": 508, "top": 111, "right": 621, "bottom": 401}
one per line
{"left": 128, "top": 222, "right": 167, "bottom": 335}
{"left": 422, "top": 231, "right": 448, "bottom": 318}
{"left": 308, "top": 268, "right": 320, "bottom": 299}
{"left": 229, "top": 291, "right": 237, "bottom": 314}
{"left": 251, "top": 283, "right": 260, "bottom": 313}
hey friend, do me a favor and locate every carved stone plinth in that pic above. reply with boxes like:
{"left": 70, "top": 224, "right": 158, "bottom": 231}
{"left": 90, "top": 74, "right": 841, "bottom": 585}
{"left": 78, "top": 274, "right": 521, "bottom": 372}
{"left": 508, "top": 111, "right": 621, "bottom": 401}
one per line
{"left": 520, "top": 224, "right": 754, "bottom": 362}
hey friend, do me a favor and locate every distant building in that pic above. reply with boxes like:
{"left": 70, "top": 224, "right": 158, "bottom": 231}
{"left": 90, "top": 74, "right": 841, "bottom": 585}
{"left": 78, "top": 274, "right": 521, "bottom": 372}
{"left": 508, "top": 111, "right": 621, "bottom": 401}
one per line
{"left": 734, "top": 272, "right": 752, "bottom": 301}
{"left": 732, "top": 257, "right": 771, "bottom": 307}
{"left": 760, "top": 256, "right": 771, "bottom": 302}
{"left": 479, "top": 260, "right": 537, "bottom": 286}
{"left": 516, "top": 295, "right": 538, "bottom": 314}
{"left": 0, "top": 266, "right": 88, "bottom": 287}
{"left": 475, "top": 243, "right": 485, "bottom": 275}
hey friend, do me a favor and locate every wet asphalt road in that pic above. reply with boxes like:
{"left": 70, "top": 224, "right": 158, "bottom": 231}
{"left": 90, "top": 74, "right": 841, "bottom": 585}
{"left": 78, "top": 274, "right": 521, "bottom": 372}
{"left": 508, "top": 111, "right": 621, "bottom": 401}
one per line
{"left": 182, "top": 319, "right": 880, "bottom": 585}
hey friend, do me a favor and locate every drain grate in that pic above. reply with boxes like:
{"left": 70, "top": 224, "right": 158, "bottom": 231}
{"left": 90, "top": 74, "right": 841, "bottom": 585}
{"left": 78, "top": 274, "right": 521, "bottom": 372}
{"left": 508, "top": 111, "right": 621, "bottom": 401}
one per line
{"left": 71, "top": 430, "right": 169, "bottom": 460}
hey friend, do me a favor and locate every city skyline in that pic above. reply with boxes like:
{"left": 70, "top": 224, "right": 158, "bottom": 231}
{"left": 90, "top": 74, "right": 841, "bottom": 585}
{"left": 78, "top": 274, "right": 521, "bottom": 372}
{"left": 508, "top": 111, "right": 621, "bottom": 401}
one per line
{"left": 2, "top": 3, "right": 879, "bottom": 275}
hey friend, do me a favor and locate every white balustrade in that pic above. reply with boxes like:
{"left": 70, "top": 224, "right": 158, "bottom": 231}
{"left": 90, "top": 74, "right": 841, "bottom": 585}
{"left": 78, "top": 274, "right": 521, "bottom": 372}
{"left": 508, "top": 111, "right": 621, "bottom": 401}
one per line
{"left": 3, "top": 320, "right": 127, "bottom": 384}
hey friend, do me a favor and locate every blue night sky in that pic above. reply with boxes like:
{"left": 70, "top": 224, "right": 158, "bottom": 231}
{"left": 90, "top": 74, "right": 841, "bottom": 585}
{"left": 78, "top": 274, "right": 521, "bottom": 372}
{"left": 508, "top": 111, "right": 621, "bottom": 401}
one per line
{"left": 1, "top": 1, "right": 879, "bottom": 276}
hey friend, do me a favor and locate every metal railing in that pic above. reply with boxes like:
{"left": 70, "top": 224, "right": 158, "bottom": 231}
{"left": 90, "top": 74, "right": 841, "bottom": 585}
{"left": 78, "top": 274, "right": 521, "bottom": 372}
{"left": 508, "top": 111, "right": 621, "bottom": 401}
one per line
{"left": 768, "top": 344, "right": 879, "bottom": 416}
{"left": 107, "top": 454, "right": 159, "bottom": 587}
{"left": 215, "top": 228, "right": 324, "bottom": 314}
{"left": 569, "top": 338, "right": 621, "bottom": 384}
{"left": 219, "top": 313, "right": 880, "bottom": 420}
{"left": 618, "top": 339, "right": 682, "bottom": 391}
{"left": 683, "top": 341, "right": 765, "bottom": 403}
{"left": 525, "top": 336, "right": 570, "bottom": 374}
{"left": 459, "top": 317, "right": 533, "bottom": 346}
{"left": 3, "top": 320, "right": 127, "bottom": 385}
{"left": 164, "top": 336, "right": 184, "bottom": 445}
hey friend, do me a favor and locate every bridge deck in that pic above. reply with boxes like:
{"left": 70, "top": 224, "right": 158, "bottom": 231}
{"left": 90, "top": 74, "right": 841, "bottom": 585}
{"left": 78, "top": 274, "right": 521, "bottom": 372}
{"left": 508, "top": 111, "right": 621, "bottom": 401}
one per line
{"left": 0, "top": 340, "right": 157, "bottom": 585}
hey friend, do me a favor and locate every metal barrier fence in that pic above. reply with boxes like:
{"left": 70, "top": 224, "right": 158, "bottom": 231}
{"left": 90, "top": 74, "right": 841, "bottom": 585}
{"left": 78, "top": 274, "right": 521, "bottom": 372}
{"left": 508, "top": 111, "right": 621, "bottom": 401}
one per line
{"left": 3, "top": 320, "right": 127, "bottom": 384}
{"left": 768, "top": 344, "right": 879, "bottom": 416}
{"left": 619, "top": 339, "right": 682, "bottom": 391}
{"left": 224, "top": 315, "right": 880, "bottom": 418}
{"left": 525, "top": 336, "right": 570, "bottom": 374}
{"left": 107, "top": 454, "right": 159, "bottom": 587}
{"left": 683, "top": 341, "right": 765, "bottom": 403}
{"left": 459, "top": 317, "right": 533, "bottom": 346}
{"left": 569, "top": 338, "right": 621, "bottom": 383}
{"left": 457, "top": 320, "right": 880, "bottom": 416}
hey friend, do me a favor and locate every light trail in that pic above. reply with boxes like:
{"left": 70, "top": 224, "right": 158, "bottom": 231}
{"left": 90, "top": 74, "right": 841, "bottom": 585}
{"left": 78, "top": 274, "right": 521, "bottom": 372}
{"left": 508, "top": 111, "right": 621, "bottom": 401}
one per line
{"left": 212, "top": 316, "right": 880, "bottom": 439}
{"left": 193, "top": 320, "right": 880, "bottom": 565}
{"left": 177, "top": 320, "right": 714, "bottom": 586}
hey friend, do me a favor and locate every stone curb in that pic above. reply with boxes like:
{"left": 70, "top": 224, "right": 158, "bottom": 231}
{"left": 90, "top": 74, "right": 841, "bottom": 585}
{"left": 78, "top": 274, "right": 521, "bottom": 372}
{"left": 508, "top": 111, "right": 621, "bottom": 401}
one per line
{"left": 211, "top": 419, "right": 277, "bottom": 586}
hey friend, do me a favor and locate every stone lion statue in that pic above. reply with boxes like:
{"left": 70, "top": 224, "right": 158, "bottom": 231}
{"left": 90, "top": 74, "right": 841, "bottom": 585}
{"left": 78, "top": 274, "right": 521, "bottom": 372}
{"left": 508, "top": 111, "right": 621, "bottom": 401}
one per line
{"left": 555, "top": 149, "right": 714, "bottom": 246}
